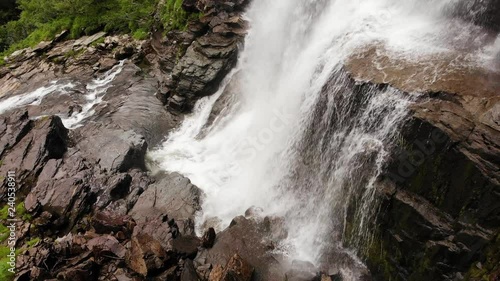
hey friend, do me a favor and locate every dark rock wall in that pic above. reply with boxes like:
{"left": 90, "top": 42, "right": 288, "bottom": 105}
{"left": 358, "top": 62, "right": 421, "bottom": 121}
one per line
{"left": 449, "top": 0, "right": 500, "bottom": 32}
{"left": 353, "top": 100, "right": 500, "bottom": 280}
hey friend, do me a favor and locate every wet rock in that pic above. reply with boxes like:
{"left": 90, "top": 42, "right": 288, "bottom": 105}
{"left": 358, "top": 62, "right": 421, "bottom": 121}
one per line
{"left": 164, "top": 0, "right": 248, "bottom": 112}
{"left": 171, "top": 44, "right": 233, "bottom": 99}
{"left": 98, "top": 58, "right": 117, "bottom": 72}
{"left": 286, "top": 260, "right": 318, "bottom": 281}
{"left": 201, "top": 216, "right": 287, "bottom": 280}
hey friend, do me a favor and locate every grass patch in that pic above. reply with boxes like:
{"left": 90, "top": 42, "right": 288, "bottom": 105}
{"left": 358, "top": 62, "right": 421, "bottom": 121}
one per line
{"left": 0, "top": 202, "right": 31, "bottom": 221}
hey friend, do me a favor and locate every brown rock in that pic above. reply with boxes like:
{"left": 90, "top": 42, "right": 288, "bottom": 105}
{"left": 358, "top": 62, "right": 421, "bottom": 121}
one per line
{"left": 126, "top": 234, "right": 169, "bottom": 276}
{"left": 181, "top": 259, "right": 201, "bottom": 281}
{"left": 87, "top": 235, "right": 126, "bottom": 259}
{"left": 91, "top": 211, "right": 135, "bottom": 237}
{"left": 208, "top": 264, "right": 224, "bottom": 281}
{"left": 172, "top": 235, "right": 201, "bottom": 258}
{"left": 209, "top": 254, "right": 254, "bottom": 281}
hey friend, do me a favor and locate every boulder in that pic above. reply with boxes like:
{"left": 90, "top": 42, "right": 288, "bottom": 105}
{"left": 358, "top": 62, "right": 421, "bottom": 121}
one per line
{"left": 91, "top": 211, "right": 136, "bottom": 237}
{"left": 32, "top": 41, "right": 53, "bottom": 53}
{"left": 87, "top": 235, "right": 126, "bottom": 259}
{"left": 172, "top": 235, "right": 201, "bottom": 258}
{"left": 126, "top": 234, "right": 169, "bottom": 276}
{"left": 200, "top": 216, "right": 287, "bottom": 280}
{"left": 130, "top": 172, "right": 202, "bottom": 236}
{"left": 77, "top": 129, "right": 147, "bottom": 172}
{"left": 0, "top": 114, "right": 68, "bottom": 173}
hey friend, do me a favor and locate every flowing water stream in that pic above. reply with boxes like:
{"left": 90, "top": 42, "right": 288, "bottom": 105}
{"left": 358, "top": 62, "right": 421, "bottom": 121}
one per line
{"left": 150, "top": 0, "right": 500, "bottom": 267}
{"left": 0, "top": 61, "right": 125, "bottom": 128}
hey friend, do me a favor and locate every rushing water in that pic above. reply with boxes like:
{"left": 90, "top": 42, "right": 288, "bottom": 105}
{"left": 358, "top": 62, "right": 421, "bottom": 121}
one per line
{"left": 62, "top": 60, "right": 125, "bottom": 128}
{"left": 0, "top": 60, "right": 125, "bottom": 128}
{"left": 152, "top": 0, "right": 498, "bottom": 268}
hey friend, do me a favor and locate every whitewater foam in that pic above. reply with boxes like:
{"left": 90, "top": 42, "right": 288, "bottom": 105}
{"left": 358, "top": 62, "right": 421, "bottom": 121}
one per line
{"left": 150, "top": 0, "right": 497, "bottom": 267}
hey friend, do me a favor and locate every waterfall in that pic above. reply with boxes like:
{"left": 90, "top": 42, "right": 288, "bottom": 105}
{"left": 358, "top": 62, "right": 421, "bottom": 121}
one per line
{"left": 150, "top": 0, "right": 499, "bottom": 265}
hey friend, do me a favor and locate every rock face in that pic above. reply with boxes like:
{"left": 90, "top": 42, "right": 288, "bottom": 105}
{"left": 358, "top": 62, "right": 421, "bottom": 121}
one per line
{"left": 0, "top": 1, "right": 254, "bottom": 280}
{"left": 156, "top": 0, "right": 249, "bottom": 112}
{"left": 345, "top": 46, "right": 500, "bottom": 280}
{"left": 194, "top": 215, "right": 287, "bottom": 281}
{"left": 130, "top": 172, "right": 202, "bottom": 236}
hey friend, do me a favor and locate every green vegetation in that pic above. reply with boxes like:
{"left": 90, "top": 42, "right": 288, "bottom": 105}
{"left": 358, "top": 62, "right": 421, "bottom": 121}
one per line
{"left": 0, "top": 0, "right": 18, "bottom": 25}
{"left": 0, "top": 202, "right": 30, "bottom": 221}
{"left": 0, "top": 201, "right": 38, "bottom": 281}
{"left": 161, "top": 0, "right": 200, "bottom": 31}
{"left": 0, "top": 237, "right": 40, "bottom": 281}
{"left": 0, "top": 246, "right": 15, "bottom": 281}
{"left": 0, "top": 0, "right": 200, "bottom": 63}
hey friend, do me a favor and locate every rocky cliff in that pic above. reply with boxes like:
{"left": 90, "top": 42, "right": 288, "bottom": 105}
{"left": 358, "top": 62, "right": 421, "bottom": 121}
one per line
{"left": 0, "top": 1, "right": 272, "bottom": 280}
{"left": 0, "top": 0, "right": 499, "bottom": 281}
{"left": 345, "top": 44, "right": 500, "bottom": 281}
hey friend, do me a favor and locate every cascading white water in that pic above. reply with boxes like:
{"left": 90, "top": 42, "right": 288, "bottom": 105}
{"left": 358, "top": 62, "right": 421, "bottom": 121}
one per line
{"left": 0, "top": 61, "right": 125, "bottom": 128}
{"left": 62, "top": 60, "right": 125, "bottom": 128}
{"left": 150, "top": 0, "right": 499, "bottom": 266}
{"left": 0, "top": 82, "right": 76, "bottom": 115}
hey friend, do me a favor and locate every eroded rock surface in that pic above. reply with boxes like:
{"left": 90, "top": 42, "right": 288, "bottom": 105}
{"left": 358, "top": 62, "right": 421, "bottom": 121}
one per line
{"left": 345, "top": 46, "right": 500, "bottom": 281}
{"left": 0, "top": 1, "right": 256, "bottom": 280}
